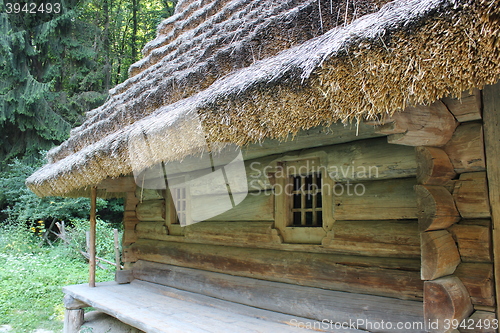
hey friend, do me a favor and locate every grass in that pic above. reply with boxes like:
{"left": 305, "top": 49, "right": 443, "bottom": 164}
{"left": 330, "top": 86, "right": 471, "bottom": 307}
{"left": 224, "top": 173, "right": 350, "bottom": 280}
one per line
{"left": 0, "top": 222, "right": 116, "bottom": 332}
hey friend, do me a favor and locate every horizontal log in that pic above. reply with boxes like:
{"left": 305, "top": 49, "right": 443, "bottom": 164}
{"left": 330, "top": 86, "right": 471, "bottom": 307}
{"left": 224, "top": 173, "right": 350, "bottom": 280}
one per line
{"left": 443, "top": 123, "right": 485, "bottom": 174}
{"left": 416, "top": 185, "right": 460, "bottom": 231}
{"left": 184, "top": 221, "right": 273, "bottom": 245}
{"left": 333, "top": 178, "right": 417, "bottom": 220}
{"left": 242, "top": 123, "right": 389, "bottom": 161}
{"left": 63, "top": 294, "right": 88, "bottom": 310}
{"left": 375, "top": 100, "right": 457, "bottom": 147}
{"left": 421, "top": 230, "right": 461, "bottom": 281}
{"left": 135, "top": 219, "right": 419, "bottom": 258}
{"left": 135, "top": 187, "right": 163, "bottom": 201}
{"left": 123, "top": 201, "right": 139, "bottom": 247}
{"left": 441, "top": 89, "right": 482, "bottom": 123}
{"left": 424, "top": 276, "right": 473, "bottom": 333}
{"left": 323, "top": 220, "right": 420, "bottom": 258}
{"left": 136, "top": 222, "right": 168, "bottom": 240}
{"left": 136, "top": 199, "right": 165, "bottom": 222}
{"left": 129, "top": 240, "right": 423, "bottom": 300}
{"left": 188, "top": 137, "right": 417, "bottom": 196}
{"left": 416, "top": 147, "right": 456, "bottom": 186}
{"left": 455, "top": 263, "right": 495, "bottom": 307}
{"left": 133, "top": 260, "right": 424, "bottom": 327}
{"left": 449, "top": 220, "right": 492, "bottom": 262}
{"left": 197, "top": 191, "right": 274, "bottom": 222}
{"left": 97, "top": 176, "right": 136, "bottom": 192}
{"left": 458, "top": 311, "right": 497, "bottom": 333}
{"left": 326, "top": 137, "right": 416, "bottom": 181}
{"left": 453, "top": 172, "right": 491, "bottom": 219}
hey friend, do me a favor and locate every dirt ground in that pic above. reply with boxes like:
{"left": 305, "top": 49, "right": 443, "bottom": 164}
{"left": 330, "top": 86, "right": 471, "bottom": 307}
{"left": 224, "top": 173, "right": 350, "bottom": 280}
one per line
{"left": 79, "top": 312, "right": 145, "bottom": 333}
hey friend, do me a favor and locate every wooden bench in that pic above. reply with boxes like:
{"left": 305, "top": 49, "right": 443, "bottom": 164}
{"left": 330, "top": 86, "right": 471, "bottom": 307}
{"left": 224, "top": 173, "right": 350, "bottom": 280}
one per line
{"left": 63, "top": 260, "right": 425, "bottom": 333}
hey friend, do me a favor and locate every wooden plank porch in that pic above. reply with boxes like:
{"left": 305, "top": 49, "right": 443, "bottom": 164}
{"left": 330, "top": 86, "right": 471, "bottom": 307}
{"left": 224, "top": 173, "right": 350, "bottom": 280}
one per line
{"left": 63, "top": 280, "right": 367, "bottom": 333}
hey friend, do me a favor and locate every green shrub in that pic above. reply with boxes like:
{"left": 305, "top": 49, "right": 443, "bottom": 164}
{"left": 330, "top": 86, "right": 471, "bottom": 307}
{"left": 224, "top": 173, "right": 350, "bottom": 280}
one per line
{"left": 0, "top": 222, "right": 117, "bottom": 332}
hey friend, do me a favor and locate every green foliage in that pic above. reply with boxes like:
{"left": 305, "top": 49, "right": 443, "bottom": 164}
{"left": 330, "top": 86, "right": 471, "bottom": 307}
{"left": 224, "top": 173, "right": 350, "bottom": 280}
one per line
{"left": 0, "top": 222, "right": 116, "bottom": 332}
{"left": 60, "top": 217, "right": 122, "bottom": 262}
{"left": 0, "top": 155, "right": 113, "bottom": 224}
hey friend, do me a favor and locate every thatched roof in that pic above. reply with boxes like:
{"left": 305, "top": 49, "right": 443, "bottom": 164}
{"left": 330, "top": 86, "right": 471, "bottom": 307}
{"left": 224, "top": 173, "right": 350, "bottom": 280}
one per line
{"left": 27, "top": 0, "right": 500, "bottom": 197}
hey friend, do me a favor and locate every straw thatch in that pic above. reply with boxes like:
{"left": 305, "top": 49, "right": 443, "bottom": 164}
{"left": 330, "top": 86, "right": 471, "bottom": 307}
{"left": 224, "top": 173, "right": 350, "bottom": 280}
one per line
{"left": 27, "top": 0, "right": 500, "bottom": 197}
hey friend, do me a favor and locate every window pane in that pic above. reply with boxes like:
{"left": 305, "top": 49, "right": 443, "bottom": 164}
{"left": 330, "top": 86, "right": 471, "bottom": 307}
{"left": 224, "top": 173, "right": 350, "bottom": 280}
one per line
{"left": 316, "top": 192, "right": 322, "bottom": 208}
{"left": 293, "top": 193, "right": 301, "bottom": 209}
{"left": 305, "top": 212, "right": 313, "bottom": 226}
{"left": 317, "top": 211, "right": 323, "bottom": 225}
{"left": 305, "top": 193, "right": 313, "bottom": 208}
{"left": 293, "top": 176, "right": 301, "bottom": 191}
{"left": 292, "top": 212, "right": 301, "bottom": 226}
{"left": 305, "top": 174, "right": 313, "bottom": 191}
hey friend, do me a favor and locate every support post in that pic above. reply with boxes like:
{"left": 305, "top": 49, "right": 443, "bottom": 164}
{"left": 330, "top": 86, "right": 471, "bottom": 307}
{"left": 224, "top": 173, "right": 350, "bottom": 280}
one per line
{"left": 63, "top": 294, "right": 87, "bottom": 333}
{"left": 89, "top": 186, "right": 97, "bottom": 287}
{"left": 482, "top": 82, "right": 500, "bottom": 321}
{"left": 114, "top": 228, "right": 121, "bottom": 271}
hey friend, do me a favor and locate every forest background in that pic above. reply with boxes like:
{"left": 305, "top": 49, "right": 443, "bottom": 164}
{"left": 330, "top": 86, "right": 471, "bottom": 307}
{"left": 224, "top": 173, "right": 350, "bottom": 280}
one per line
{"left": 0, "top": 1, "right": 176, "bottom": 331}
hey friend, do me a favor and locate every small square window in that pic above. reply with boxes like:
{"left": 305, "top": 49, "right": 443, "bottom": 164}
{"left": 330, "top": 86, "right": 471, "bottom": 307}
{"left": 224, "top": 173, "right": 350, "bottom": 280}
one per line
{"left": 273, "top": 158, "right": 334, "bottom": 244}
{"left": 290, "top": 173, "right": 323, "bottom": 227}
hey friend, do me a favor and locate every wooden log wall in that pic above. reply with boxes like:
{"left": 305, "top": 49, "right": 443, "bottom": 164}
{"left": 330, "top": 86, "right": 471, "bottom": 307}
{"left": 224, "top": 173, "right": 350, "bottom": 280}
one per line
{"left": 380, "top": 88, "right": 495, "bottom": 332}
{"left": 121, "top": 130, "right": 425, "bottom": 306}
{"left": 114, "top": 88, "right": 498, "bottom": 331}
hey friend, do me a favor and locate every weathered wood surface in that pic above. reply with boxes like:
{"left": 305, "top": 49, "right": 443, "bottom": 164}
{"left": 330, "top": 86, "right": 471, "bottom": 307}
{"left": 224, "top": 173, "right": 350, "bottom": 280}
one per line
{"left": 441, "top": 88, "right": 482, "bottom": 122}
{"left": 322, "top": 220, "right": 420, "bottom": 258}
{"left": 482, "top": 82, "right": 500, "bottom": 325}
{"left": 416, "top": 147, "right": 456, "bottom": 185}
{"left": 135, "top": 222, "right": 168, "bottom": 240}
{"left": 333, "top": 178, "right": 417, "bottom": 220}
{"left": 373, "top": 101, "right": 457, "bottom": 146}
{"left": 115, "top": 269, "right": 134, "bottom": 284}
{"left": 132, "top": 260, "right": 425, "bottom": 330}
{"left": 195, "top": 191, "right": 274, "bottom": 222}
{"left": 135, "top": 220, "right": 418, "bottom": 257}
{"left": 325, "top": 137, "right": 416, "bottom": 181}
{"left": 453, "top": 172, "right": 491, "bottom": 219}
{"left": 135, "top": 187, "right": 163, "bottom": 201}
{"left": 424, "top": 276, "right": 473, "bottom": 333}
{"left": 64, "top": 281, "right": 340, "bottom": 333}
{"left": 63, "top": 294, "right": 87, "bottom": 310}
{"left": 443, "top": 122, "right": 485, "bottom": 174}
{"left": 89, "top": 186, "right": 97, "bottom": 288}
{"left": 184, "top": 221, "right": 273, "bottom": 245}
{"left": 128, "top": 239, "right": 423, "bottom": 300}
{"left": 421, "top": 230, "right": 461, "bottom": 280}
{"left": 242, "top": 123, "right": 389, "bottom": 162}
{"left": 185, "top": 137, "right": 416, "bottom": 196}
{"left": 63, "top": 309, "right": 84, "bottom": 333}
{"left": 455, "top": 263, "right": 495, "bottom": 307}
{"left": 458, "top": 311, "right": 497, "bottom": 333}
{"left": 97, "top": 176, "right": 136, "bottom": 192}
{"left": 124, "top": 191, "right": 139, "bottom": 211}
{"left": 449, "top": 220, "right": 492, "bottom": 263}
{"left": 416, "top": 185, "right": 460, "bottom": 231}
{"left": 136, "top": 199, "right": 165, "bottom": 222}
{"left": 123, "top": 210, "right": 139, "bottom": 246}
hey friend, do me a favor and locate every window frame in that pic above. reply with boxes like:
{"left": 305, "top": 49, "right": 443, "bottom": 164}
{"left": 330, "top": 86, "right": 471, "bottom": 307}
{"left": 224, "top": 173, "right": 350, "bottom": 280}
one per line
{"left": 274, "top": 158, "right": 334, "bottom": 244}
{"left": 163, "top": 176, "right": 190, "bottom": 236}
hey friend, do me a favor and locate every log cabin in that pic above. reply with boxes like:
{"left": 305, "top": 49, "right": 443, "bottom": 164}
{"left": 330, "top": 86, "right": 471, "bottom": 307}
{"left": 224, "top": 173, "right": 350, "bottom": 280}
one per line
{"left": 26, "top": 0, "right": 500, "bottom": 332}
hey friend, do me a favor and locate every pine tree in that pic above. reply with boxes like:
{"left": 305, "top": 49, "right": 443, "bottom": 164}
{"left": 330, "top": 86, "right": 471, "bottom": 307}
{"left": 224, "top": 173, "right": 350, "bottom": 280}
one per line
{"left": 0, "top": 0, "right": 109, "bottom": 165}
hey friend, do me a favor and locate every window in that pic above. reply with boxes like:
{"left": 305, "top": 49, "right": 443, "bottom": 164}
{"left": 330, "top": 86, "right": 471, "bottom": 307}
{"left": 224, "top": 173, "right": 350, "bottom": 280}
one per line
{"left": 291, "top": 173, "right": 323, "bottom": 227}
{"left": 164, "top": 180, "right": 190, "bottom": 236}
{"left": 273, "top": 158, "right": 333, "bottom": 244}
{"left": 171, "top": 186, "right": 187, "bottom": 225}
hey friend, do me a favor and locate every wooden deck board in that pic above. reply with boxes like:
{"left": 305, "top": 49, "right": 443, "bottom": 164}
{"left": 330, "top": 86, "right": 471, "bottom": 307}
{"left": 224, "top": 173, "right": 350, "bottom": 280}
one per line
{"left": 64, "top": 281, "right": 366, "bottom": 333}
